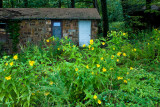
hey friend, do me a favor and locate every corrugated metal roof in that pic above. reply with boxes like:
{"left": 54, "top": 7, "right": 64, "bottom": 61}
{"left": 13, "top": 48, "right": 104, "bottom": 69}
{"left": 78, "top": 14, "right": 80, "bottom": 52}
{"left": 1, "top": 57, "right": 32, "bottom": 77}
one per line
{"left": 0, "top": 8, "right": 101, "bottom": 20}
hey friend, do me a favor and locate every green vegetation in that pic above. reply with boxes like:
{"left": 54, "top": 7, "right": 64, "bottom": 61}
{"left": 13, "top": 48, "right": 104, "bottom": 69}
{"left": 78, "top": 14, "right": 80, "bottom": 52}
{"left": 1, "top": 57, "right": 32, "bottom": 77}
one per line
{"left": 0, "top": 29, "right": 160, "bottom": 106}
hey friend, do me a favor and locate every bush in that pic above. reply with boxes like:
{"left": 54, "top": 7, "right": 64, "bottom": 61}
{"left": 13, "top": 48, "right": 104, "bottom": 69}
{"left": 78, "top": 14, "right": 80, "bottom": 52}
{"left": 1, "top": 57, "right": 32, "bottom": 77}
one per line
{"left": 0, "top": 30, "right": 160, "bottom": 106}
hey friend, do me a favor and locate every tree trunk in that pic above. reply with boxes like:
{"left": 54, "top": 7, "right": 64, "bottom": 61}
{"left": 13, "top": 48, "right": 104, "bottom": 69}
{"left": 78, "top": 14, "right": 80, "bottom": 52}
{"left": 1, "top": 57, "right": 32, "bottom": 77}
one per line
{"left": 58, "top": 0, "right": 61, "bottom": 8}
{"left": 11, "top": 0, "right": 14, "bottom": 7}
{"left": 24, "top": 0, "right": 28, "bottom": 7}
{"left": 0, "top": 0, "right": 2, "bottom": 8}
{"left": 93, "top": 0, "right": 99, "bottom": 13}
{"left": 101, "top": 0, "right": 109, "bottom": 38}
{"left": 71, "top": 0, "right": 75, "bottom": 8}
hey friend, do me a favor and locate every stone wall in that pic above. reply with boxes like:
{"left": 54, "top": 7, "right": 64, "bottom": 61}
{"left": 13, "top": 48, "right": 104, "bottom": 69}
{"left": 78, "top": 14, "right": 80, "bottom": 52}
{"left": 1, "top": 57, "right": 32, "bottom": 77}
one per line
{"left": 1, "top": 19, "right": 99, "bottom": 54}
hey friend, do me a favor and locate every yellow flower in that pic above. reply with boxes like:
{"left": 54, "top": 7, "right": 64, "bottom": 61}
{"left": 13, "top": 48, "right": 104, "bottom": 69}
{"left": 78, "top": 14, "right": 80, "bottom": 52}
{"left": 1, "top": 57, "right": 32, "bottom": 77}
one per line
{"left": 90, "top": 39, "right": 93, "bottom": 45}
{"left": 10, "top": 62, "right": 13, "bottom": 66}
{"left": 117, "top": 52, "right": 122, "bottom": 56}
{"left": 101, "top": 57, "right": 103, "bottom": 60}
{"left": 102, "top": 67, "right": 106, "bottom": 72}
{"left": 96, "top": 64, "right": 100, "bottom": 68}
{"left": 44, "top": 92, "right": 50, "bottom": 96}
{"left": 98, "top": 100, "right": 101, "bottom": 104}
{"left": 46, "top": 40, "right": 49, "bottom": 42}
{"left": 117, "top": 76, "right": 123, "bottom": 80}
{"left": 133, "top": 48, "right": 136, "bottom": 52}
{"left": 49, "top": 81, "right": 54, "bottom": 85}
{"left": 83, "top": 44, "right": 86, "bottom": 47}
{"left": 158, "top": 38, "right": 159, "bottom": 40}
{"left": 110, "top": 68, "right": 114, "bottom": 70}
{"left": 86, "top": 65, "right": 89, "bottom": 69}
{"left": 130, "top": 67, "right": 133, "bottom": 70}
{"left": 102, "top": 42, "right": 105, "bottom": 45}
{"left": 93, "top": 95, "right": 97, "bottom": 99}
{"left": 29, "top": 61, "right": 35, "bottom": 66}
{"left": 4, "top": 56, "right": 7, "bottom": 59}
{"left": 123, "top": 33, "right": 126, "bottom": 36}
{"left": 111, "top": 55, "right": 115, "bottom": 59}
{"left": 127, "top": 72, "right": 129, "bottom": 74}
{"left": 113, "top": 48, "right": 115, "bottom": 50}
{"left": 123, "top": 53, "right": 127, "bottom": 56}
{"left": 13, "top": 55, "right": 18, "bottom": 60}
{"left": 117, "top": 59, "right": 119, "bottom": 62}
{"left": 5, "top": 75, "right": 11, "bottom": 80}
{"left": 4, "top": 69, "right": 5, "bottom": 71}
{"left": 148, "top": 43, "right": 150, "bottom": 45}
{"left": 124, "top": 80, "right": 127, "bottom": 83}
{"left": 73, "top": 45, "right": 75, "bottom": 47}
{"left": 75, "top": 68, "right": 78, "bottom": 71}
{"left": 53, "top": 37, "right": 55, "bottom": 41}
{"left": 63, "top": 49, "right": 64, "bottom": 51}
{"left": 91, "top": 72, "right": 94, "bottom": 75}
{"left": 57, "top": 48, "right": 60, "bottom": 50}
{"left": 91, "top": 47, "right": 94, "bottom": 50}
{"left": 128, "top": 79, "right": 130, "bottom": 81}
{"left": 5, "top": 63, "right": 8, "bottom": 66}
{"left": 32, "top": 93, "right": 35, "bottom": 95}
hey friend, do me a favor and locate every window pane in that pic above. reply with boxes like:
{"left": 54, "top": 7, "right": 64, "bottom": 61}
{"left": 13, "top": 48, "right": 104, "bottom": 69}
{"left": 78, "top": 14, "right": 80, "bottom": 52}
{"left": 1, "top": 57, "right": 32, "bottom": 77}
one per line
{"left": 54, "top": 22, "right": 60, "bottom": 26}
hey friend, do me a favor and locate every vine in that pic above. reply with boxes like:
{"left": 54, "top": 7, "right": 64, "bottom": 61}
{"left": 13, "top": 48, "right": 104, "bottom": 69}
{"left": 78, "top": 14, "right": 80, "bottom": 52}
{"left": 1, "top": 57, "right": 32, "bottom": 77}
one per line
{"left": 7, "top": 20, "right": 20, "bottom": 53}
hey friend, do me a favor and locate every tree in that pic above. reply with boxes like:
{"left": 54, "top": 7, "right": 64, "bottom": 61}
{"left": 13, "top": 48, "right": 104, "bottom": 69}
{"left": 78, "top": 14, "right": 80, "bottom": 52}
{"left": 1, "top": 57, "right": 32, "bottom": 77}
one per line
{"left": 71, "top": 0, "right": 75, "bottom": 8}
{"left": 58, "top": 0, "right": 61, "bottom": 8}
{"left": 93, "top": 0, "right": 99, "bottom": 13}
{"left": 101, "top": 0, "right": 109, "bottom": 38}
{"left": 24, "top": 0, "right": 28, "bottom": 7}
{"left": 0, "top": 0, "right": 2, "bottom": 8}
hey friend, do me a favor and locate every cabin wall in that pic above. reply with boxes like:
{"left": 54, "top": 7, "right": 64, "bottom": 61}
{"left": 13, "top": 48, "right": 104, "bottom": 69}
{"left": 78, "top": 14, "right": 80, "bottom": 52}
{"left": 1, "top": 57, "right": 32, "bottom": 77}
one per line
{"left": 1, "top": 19, "right": 99, "bottom": 54}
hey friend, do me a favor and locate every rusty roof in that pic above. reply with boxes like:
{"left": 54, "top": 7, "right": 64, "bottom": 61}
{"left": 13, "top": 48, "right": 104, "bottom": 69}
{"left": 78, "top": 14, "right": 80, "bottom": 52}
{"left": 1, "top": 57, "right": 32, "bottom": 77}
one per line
{"left": 0, "top": 8, "right": 101, "bottom": 20}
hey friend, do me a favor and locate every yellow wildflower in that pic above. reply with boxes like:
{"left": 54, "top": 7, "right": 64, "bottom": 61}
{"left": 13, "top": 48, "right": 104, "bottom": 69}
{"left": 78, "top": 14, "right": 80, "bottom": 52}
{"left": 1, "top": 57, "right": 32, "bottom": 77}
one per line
{"left": 4, "top": 56, "right": 7, "bottom": 59}
{"left": 117, "top": 52, "right": 122, "bottom": 56}
{"left": 102, "top": 42, "right": 105, "bottom": 45}
{"left": 128, "top": 79, "right": 130, "bottom": 81}
{"left": 133, "top": 48, "right": 136, "bottom": 52}
{"left": 91, "top": 47, "right": 94, "bottom": 50}
{"left": 13, "top": 55, "right": 18, "bottom": 60}
{"left": 93, "top": 95, "right": 97, "bottom": 99}
{"left": 101, "top": 57, "right": 103, "bottom": 60}
{"left": 5, "top": 75, "right": 11, "bottom": 80}
{"left": 10, "top": 62, "right": 13, "bottom": 66}
{"left": 113, "top": 48, "right": 115, "bottom": 50}
{"left": 46, "top": 40, "right": 49, "bottom": 42}
{"left": 158, "top": 38, "right": 159, "bottom": 40}
{"left": 98, "top": 100, "right": 101, "bottom": 104}
{"left": 123, "top": 33, "right": 126, "bottom": 36}
{"left": 86, "top": 65, "right": 89, "bottom": 69}
{"left": 44, "top": 92, "right": 50, "bottom": 96}
{"left": 96, "top": 64, "right": 100, "bottom": 68}
{"left": 63, "top": 49, "right": 64, "bottom": 51}
{"left": 127, "top": 72, "right": 129, "bottom": 74}
{"left": 124, "top": 80, "right": 127, "bottom": 83}
{"left": 111, "top": 55, "right": 115, "bottom": 59}
{"left": 29, "top": 61, "right": 35, "bottom": 66}
{"left": 117, "top": 76, "right": 123, "bottom": 80}
{"left": 91, "top": 72, "right": 94, "bottom": 75}
{"left": 53, "top": 37, "right": 55, "bottom": 41}
{"left": 148, "top": 43, "right": 150, "bottom": 45}
{"left": 32, "top": 93, "right": 35, "bottom": 95}
{"left": 90, "top": 39, "right": 93, "bottom": 45}
{"left": 57, "top": 48, "right": 60, "bottom": 50}
{"left": 123, "top": 53, "right": 127, "bottom": 56}
{"left": 117, "top": 59, "right": 119, "bottom": 62}
{"left": 4, "top": 69, "right": 5, "bottom": 71}
{"left": 130, "top": 67, "right": 133, "bottom": 70}
{"left": 110, "top": 68, "right": 114, "bottom": 70}
{"left": 75, "top": 68, "right": 78, "bottom": 71}
{"left": 102, "top": 67, "right": 106, "bottom": 72}
{"left": 73, "top": 45, "right": 75, "bottom": 47}
{"left": 5, "top": 63, "right": 8, "bottom": 66}
{"left": 49, "top": 81, "right": 54, "bottom": 85}
{"left": 83, "top": 44, "right": 86, "bottom": 47}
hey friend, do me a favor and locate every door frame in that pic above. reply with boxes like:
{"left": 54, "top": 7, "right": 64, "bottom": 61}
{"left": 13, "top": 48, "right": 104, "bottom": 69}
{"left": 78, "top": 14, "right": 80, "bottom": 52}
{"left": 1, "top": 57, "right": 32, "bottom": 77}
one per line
{"left": 78, "top": 20, "right": 91, "bottom": 46}
{"left": 51, "top": 20, "right": 63, "bottom": 38}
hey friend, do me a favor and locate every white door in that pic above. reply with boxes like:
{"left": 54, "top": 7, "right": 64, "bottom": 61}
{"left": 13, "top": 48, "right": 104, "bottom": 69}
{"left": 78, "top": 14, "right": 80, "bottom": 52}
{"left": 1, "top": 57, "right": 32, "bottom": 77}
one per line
{"left": 79, "top": 20, "right": 91, "bottom": 46}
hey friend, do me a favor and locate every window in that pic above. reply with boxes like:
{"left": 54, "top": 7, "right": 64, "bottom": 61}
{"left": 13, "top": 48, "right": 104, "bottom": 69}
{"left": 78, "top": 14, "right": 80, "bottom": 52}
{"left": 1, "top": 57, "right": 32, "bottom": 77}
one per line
{"left": 0, "top": 23, "right": 7, "bottom": 43}
{"left": 53, "top": 22, "right": 61, "bottom": 26}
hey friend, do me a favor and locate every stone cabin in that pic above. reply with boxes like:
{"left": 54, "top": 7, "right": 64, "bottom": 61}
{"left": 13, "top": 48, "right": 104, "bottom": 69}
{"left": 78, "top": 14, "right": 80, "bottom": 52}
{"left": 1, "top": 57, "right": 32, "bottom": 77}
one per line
{"left": 0, "top": 8, "right": 101, "bottom": 53}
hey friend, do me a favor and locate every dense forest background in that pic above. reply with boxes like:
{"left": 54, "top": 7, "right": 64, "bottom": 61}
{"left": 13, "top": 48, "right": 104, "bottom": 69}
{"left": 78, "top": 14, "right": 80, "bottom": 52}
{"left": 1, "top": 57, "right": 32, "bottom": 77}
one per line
{"left": 1, "top": 0, "right": 160, "bottom": 37}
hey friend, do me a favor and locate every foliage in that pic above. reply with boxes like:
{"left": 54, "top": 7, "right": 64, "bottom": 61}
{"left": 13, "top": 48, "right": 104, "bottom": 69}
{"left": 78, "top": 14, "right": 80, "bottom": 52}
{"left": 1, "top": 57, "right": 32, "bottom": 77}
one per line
{"left": 0, "top": 29, "right": 160, "bottom": 106}
{"left": 6, "top": 20, "right": 20, "bottom": 53}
